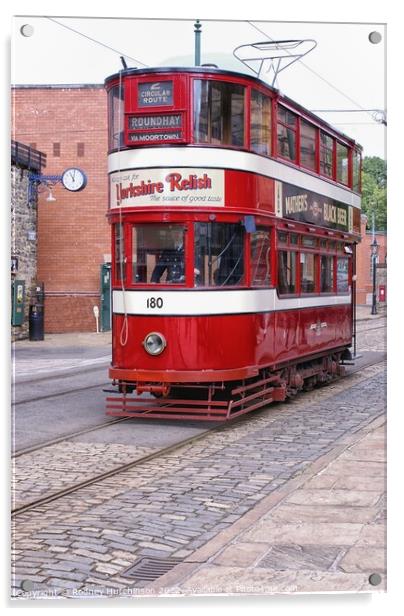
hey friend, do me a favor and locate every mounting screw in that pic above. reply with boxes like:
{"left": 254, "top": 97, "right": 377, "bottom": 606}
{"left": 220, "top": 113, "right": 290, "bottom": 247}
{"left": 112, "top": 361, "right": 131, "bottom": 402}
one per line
{"left": 20, "top": 579, "right": 34, "bottom": 591}
{"left": 368, "top": 31, "right": 382, "bottom": 44}
{"left": 20, "top": 24, "right": 34, "bottom": 37}
{"left": 368, "top": 573, "right": 382, "bottom": 586}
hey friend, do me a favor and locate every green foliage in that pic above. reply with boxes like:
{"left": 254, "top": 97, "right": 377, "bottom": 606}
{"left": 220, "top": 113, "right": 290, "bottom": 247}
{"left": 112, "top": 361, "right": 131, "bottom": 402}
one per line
{"left": 361, "top": 156, "right": 387, "bottom": 231}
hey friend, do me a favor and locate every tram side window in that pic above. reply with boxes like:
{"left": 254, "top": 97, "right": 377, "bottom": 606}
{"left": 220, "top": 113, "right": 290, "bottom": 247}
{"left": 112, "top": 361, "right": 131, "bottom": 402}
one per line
{"left": 277, "top": 106, "right": 297, "bottom": 162}
{"left": 108, "top": 85, "right": 124, "bottom": 150}
{"left": 250, "top": 228, "right": 271, "bottom": 287}
{"left": 278, "top": 251, "right": 297, "bottom": 294}
{"left": 353, "top": 149, "right": 361, "bottom": 192}
{"left": 114, "top": 223, "right": 125, "bottom": 282}
{"left": 194, "top": 222, "right": 245, "bottom": 287}
{"left": 337, "top": 257, "right": 350, "bottom": 293}
{"left": 337, "top": 142, "right": 349, "bottom": 185}
{"left": 320, "top": 255, "right": 334, "bottom": 292}
{"left": 320, "top": 132, "right": 334, "bottom": 178}
{"left": 132, "top": 225, "right": 186, "bottom": 285}
{"left": 300, "top": 253, "right": 316, "bottom": 293}
{"left": 300, "top": 120, "right": 317, "bottom": 171}
{"left": 193, "top": 80, "right": 245, "bottom": 147}
{"left": 250, "top": 90, "right": 272, "bottom": 156}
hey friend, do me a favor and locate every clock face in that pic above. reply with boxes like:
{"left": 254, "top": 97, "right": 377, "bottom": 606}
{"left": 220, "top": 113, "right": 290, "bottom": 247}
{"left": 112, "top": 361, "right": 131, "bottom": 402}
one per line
{"left": 62, "top": 168, "right": 87, "bottom": 192}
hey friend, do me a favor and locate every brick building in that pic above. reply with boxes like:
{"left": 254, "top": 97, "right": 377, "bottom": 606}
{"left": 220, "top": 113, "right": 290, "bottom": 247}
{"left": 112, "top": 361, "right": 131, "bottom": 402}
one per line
{"left": 12, "top": 85, "right": 109, "bottom": 333}
{"left": 12, "top": 84, "right": 386, "bottom": 333}
{"left": 356, "top": 214, "right": 387, "bottom": 306}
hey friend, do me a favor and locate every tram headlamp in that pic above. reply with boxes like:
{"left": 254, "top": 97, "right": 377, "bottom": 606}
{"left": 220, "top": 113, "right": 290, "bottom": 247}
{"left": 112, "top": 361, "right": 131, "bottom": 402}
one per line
{"left": 143, "top": 332, "right": 166, "bottom": 355}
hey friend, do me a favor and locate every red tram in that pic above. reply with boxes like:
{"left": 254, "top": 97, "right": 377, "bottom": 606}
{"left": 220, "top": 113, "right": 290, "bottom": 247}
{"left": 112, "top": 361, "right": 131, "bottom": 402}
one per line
{"left": 105, "top": 63, "right": 362, "bottom": 421}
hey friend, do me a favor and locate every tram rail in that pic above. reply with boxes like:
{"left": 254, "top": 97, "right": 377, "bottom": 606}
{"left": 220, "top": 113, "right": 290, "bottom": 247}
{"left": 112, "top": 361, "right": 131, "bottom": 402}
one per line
{"left": 12, "top": 354, "right": 386, "bottom": 518}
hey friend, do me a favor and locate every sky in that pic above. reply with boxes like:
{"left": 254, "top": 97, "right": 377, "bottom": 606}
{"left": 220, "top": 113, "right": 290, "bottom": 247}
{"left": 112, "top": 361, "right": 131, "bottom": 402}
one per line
{"left": 10, "top": 14, "right": 386, "bottom": 159}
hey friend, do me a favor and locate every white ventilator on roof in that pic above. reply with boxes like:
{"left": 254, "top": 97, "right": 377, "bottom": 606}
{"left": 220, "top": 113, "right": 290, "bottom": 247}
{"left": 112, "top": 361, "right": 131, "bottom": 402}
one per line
{"left": 233, "top": 39, "right": 317, "bottom": 86}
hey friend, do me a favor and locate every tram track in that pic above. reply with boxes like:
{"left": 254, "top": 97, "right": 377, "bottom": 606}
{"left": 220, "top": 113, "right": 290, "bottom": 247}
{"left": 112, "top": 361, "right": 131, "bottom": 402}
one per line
{"left": 11, "top": 354, "right": 386, "bottom": 518}
{"left": 13, "top": 380, "right": 110, "bottom": 407}
{"left": 12, "top": 415, "right": 132, "bottom": 459}
{"left": 12, "top": 345, "right": 385, "bottom": 458}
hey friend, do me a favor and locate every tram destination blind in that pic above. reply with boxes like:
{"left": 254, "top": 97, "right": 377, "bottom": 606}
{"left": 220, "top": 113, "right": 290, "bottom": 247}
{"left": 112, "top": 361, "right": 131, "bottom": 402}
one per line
{"left": 138, "top": 81, "right": 173, "bottom": 107}
{"left": 129, "top": 114, "right": 182, "bottom": 130}
{"left": 128, "top": 113, "right": 183, "bottom": 143}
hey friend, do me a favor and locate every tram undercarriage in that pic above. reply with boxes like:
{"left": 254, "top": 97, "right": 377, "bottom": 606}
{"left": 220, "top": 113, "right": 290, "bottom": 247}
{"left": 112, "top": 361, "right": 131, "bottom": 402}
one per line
{"left": 105, "top": 349, "right": 348, "bottom": 421}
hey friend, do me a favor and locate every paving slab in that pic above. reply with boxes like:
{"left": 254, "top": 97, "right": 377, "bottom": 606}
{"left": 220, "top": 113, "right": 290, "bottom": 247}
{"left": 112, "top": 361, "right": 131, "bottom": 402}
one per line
{"left": 148, "top": 416, "right": 386, "bottom": 595}
{"left": 339, "top": 546, "right": 386, "bottom": 573}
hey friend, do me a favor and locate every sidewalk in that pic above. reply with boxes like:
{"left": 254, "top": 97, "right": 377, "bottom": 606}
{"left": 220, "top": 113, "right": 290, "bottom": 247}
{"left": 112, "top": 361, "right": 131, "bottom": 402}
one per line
{"left": 12, "top": 330, "right": 112, "bottom": 350}
{"left": 150, "top": 414, "right": 386, "bottom": 595}
{"left": 356, "top": 305, "right": 386, "bottom": 322}
{"left": 12, "top": 331, "right": 112, "bottom": 381}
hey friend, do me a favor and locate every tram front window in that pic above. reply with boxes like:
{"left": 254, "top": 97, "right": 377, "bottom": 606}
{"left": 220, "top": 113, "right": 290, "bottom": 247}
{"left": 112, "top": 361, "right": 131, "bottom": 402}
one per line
{"left": 193, "top": 80, "right": 245, "bottom": 147}
{"left": 194, "top": 222, "right": 245, "bottom": 287}
{"left": 132, "top": 225, "right": 186, "bottom": 285}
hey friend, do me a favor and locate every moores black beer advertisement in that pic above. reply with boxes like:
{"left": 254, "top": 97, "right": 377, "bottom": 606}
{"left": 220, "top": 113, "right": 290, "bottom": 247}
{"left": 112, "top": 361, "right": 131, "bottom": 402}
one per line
{"left": 281, "top": 182, "right": 354, "bottom": 233}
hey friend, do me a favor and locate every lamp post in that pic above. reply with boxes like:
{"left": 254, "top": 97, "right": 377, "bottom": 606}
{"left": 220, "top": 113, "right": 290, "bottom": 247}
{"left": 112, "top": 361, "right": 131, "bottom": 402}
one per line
{"left": 371, "top": 236, "right": 379, "bottom": 315}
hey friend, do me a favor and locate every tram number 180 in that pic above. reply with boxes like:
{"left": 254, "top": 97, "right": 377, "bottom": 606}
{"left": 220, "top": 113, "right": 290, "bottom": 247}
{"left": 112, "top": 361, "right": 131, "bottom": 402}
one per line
{"left": 146, "top": 297, "right": 164, "bottom": 309}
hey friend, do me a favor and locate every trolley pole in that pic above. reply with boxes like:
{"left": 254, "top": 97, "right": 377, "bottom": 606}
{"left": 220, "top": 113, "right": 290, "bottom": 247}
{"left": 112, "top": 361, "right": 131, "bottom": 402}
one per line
{"left": 194, "top": 20, "right": 202, "bottom": 66}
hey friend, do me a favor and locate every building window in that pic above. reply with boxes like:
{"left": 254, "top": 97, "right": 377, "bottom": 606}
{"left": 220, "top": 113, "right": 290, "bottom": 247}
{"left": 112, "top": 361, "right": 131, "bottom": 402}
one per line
{"left": 77, "top": 142, "right": 85, "bottom": 157}
{"left": 337, "top": 142, "right": 349, "bottom": 185}
{"left": 194, "top": 222, "right": 245, "bottom": 287}
{"left": 320, "top": 132, "right": 334, "bottom": 178}
{"left": 278, "top": 251, "right": 297, "bottom": 294}
{"left": 53, "top": 142, "right": 60, "bottom": 157}
{"left": 250, "top": 228, "right": 271, "bottom": 286}
{"left": 193, "top": 80, "right": 245, "bottom": 147}
{"left": 300, "top": 252, "right": 316, "bottom": 293}
{"left": 320, "top": 255, "right": 334, "bottom": 292}
{"left": 250, "top": 89, "right": 271, "bottom": 155}
{"left": 277, "top": 106, "right": 297, "bottom": 162}
{"left": 300, "top": 120, "right": 317, "bottom": 170}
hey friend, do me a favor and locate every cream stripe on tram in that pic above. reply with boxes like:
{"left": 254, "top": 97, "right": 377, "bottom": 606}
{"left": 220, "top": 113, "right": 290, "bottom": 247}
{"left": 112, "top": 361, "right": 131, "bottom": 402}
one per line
{"left": 108, "top": 147, "right": 361, "bottom": 209}
{"left": 112, "top": 289, "right": 351, "bottom": 317}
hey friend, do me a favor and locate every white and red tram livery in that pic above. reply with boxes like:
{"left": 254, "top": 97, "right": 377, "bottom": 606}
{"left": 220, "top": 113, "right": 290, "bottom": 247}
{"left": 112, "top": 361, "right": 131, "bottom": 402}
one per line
{"left": 105, "top": 66, "right": 362, "bottom": 421}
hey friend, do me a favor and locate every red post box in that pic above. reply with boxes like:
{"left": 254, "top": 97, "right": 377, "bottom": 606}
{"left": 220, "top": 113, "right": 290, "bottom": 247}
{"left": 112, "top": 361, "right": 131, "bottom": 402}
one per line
{"left": 379, "top": 285, "right": 386, "bottom": 302}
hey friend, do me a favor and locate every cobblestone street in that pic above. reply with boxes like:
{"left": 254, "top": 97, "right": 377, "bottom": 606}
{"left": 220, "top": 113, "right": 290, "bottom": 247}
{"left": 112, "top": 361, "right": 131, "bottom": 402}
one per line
{"left": 12, "top": 352, "right": 386, "bottom": 598}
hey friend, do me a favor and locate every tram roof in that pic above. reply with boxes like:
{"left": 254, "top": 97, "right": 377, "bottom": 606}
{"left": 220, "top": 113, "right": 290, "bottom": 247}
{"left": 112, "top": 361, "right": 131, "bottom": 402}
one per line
{"left": 105, "top": 65, "right": 362, "bottom": 150}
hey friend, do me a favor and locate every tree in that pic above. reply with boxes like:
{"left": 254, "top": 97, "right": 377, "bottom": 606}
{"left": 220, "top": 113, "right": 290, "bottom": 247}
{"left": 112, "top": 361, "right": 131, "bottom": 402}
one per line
{"left": 361, "top": 156, "right": 387, "bottom": 231}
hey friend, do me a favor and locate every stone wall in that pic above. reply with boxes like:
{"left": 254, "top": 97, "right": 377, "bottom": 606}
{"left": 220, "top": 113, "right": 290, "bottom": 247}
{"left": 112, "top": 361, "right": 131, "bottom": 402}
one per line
{"left": 11, "top": 164, "right": 38, "bottom": 340}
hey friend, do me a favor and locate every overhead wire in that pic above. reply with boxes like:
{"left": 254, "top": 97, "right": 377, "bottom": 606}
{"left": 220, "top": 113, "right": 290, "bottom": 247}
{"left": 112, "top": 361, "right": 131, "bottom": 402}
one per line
{"left": 246, "top": 20, "right": 386, "bottom": 126}
{"left": 45, "top": 17, "right": 149, "bottom": 67}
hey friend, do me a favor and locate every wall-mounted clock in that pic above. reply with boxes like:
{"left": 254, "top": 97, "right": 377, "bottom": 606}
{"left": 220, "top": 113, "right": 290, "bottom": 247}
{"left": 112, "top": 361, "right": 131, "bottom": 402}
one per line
{"left": 61, "top": 167, "right": 87, "bottom": 192}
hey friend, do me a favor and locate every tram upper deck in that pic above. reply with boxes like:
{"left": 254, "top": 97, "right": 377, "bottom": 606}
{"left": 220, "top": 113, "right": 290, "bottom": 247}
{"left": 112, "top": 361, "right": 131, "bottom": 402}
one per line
{"left": 105, "top": 66, "right": 362, "bottom": 207}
